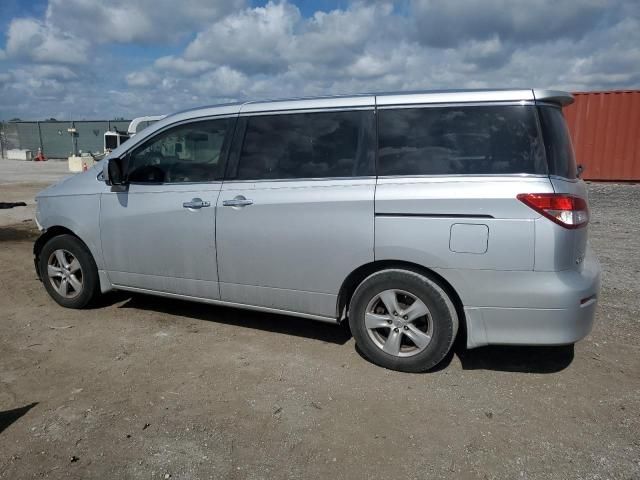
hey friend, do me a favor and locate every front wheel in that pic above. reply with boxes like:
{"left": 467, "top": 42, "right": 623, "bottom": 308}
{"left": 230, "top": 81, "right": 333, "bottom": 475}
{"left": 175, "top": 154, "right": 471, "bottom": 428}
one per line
{"left": 348, "top": 269, "right": 458, "bottom": 372}
{"left": 39, "top": 234, "right": 99, "bottom": 309}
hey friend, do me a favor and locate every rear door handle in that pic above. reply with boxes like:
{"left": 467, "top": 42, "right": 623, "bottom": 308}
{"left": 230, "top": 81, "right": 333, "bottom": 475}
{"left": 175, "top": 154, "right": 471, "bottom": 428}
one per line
{"left": 183, "top": 198, "right": 211, "bottom": 209}
{"left": 222, "top": 196, "right": 253, "bottom": 207}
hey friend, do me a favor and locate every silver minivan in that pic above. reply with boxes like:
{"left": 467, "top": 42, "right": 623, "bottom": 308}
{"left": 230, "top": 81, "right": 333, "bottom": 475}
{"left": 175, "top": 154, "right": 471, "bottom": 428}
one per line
{"left": 34, "top": 89, "right": 601, "bottom": 372}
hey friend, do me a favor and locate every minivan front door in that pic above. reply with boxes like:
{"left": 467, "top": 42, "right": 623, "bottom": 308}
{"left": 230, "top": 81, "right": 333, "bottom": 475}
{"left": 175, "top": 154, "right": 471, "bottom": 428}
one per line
{"left": 100, "top": 118, "right": 234, "bottom": 299}
{"left": 216, "top": 109, "right": 376, "bottom": 319}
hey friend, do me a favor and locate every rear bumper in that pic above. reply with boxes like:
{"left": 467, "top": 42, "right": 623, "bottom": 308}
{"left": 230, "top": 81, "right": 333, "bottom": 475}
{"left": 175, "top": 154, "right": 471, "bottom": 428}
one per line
{"left": 464, "top": 298, "right": 598, "bottom": 348}
{"left": 436, "top": 249, "right": 601, "bottom": 348}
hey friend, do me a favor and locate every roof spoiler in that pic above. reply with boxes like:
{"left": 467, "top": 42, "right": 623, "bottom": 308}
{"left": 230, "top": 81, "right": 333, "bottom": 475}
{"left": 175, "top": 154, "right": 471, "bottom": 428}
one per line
{"left": 532, "top": 89, "right": 574, "bottom": 107}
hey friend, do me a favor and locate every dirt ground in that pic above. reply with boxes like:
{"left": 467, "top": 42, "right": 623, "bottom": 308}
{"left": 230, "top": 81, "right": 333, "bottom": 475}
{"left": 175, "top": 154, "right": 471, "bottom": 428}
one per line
{"left": 0, "top": 160, "right": 69, "bottom": 227}
{"left": 0, "top": 171, "right": 638, "bottom": 479}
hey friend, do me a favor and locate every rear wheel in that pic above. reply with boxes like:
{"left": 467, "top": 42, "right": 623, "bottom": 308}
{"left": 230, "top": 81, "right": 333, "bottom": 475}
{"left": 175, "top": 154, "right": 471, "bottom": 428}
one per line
{"left": 39, "top": 234, "right": 99, "bottom": 309}
{"left": 348, "top": 269, "right": 458, "bottom": 372}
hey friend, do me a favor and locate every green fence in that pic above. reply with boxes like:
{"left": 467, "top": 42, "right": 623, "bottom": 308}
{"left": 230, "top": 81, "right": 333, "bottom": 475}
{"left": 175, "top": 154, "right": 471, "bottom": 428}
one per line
{"left": 1, "top": 120, "right": 131, "bottom": 159}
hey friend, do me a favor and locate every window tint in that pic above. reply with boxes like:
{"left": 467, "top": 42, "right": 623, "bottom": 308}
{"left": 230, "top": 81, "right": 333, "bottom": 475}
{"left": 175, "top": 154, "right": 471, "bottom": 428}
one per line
{"left": 235, "top": 111, "right": 373, "bottom": 180}
{"left": 538, "top": 106, "right": 577, "bottom": 179}
{"left": 128, "top": 119, "right": 232, "bottom": 183}
{"left": 377, "top": 106, "right": 546, "bottom": 176}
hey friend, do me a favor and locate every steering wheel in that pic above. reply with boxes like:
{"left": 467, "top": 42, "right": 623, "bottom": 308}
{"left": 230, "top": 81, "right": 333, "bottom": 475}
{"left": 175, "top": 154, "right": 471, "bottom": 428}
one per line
{"left": 129, "top": 164, "right": 165, "bottom": 183}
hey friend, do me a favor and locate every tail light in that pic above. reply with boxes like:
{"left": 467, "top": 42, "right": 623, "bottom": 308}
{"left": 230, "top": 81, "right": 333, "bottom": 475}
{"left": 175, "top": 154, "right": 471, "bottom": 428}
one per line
{"left": 517, "top": 193, "right": 589, "bottom": 229}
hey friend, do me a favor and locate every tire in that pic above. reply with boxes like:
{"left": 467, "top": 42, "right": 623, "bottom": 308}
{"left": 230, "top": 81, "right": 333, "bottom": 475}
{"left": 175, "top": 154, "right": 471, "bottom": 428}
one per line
{"left": 348, "top": 269, "right": 458, "bottom": 373}
{"left": 39, "top": 234, "right": 99, "bottom": 309}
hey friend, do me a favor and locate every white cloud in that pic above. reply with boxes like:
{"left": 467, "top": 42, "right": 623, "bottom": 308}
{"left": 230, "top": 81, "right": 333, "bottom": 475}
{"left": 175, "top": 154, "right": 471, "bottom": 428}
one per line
{"left": 184, "top": 2, "right": 300, "bottom": 74}
{"left": 154, "top": 56, "right": 214, "bottom": 76}
{"left": 411, "top": 0, "right": 610, "bottom": 46}
{"left": 128, "top": 0, "right": 639, "bottom": 104}
{"left": 1, "top": 0, "right": 639, "bottom": 119}
{"left": 192, "top": 66, "right": 249, "bottom": 96}
{"left": 0, "top": 65, "right": 82, "bottom": 109}
{"left": 181, "top": 2, "right": 398, "bottom": 75}
{"left": 5, "top": 18, "right": 89, "bottom": 64}
{"left": 125, "top": 70, "right": 159, "bottom": 87}
{"left": 290, "top": 2, "right": 395, "bottom": 66}
{"left": 45, "top": 0, "right": 246, "bottom": 44}
{"left": 25, "top": 65, "right": 78, "bottom": 80}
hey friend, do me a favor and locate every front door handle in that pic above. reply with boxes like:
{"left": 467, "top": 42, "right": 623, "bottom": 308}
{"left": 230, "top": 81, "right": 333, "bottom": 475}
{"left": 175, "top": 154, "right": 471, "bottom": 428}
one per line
{"left": 222, "top": 196, "right": 253, "bottom": 207}
{"left": 183, "top": 198, "right": 211, "bottom": 209}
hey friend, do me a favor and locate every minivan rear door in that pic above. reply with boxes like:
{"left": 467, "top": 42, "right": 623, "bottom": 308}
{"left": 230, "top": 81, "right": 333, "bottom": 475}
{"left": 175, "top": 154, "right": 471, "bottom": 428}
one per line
{"left": 215, "top": 105, "right": 376, "bottom": 319}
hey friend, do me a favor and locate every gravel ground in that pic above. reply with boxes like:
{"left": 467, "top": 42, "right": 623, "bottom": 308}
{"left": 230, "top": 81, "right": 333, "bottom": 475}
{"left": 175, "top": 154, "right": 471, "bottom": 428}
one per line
{"left": 0, "top": 172, "right": 638, "bottom": 479}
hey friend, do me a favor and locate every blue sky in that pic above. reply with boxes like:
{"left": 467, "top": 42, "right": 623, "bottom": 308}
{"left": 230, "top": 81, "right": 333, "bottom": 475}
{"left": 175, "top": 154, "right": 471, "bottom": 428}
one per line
{"left": 0, "top": 0, "right": 638, "bottom": 120}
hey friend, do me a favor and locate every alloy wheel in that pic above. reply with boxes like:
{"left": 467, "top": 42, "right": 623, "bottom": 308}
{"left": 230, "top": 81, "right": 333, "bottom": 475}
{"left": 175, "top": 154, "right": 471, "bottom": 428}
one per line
{"left": 364, "top": 289, "right": 433, "bottom": 357}
{"left": 47, "top": 249, "right": 83, "bottom": 299}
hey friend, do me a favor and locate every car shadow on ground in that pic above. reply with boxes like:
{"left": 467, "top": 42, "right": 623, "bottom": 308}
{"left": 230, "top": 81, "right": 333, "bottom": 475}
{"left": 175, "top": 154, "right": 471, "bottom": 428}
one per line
{"left": 354, "top": 340, "right": 574, "bottom": 374}
{"left": 110, "top": 292, "right": 352, "bottom": 346}
{"left": 0, "top": 403, "right": 38, "bottom": 435}
{"left": 0, "top": 224, "right": 39, "bottom": 242}
{"left": 453, "top": 342, "right": 575, "bottom": 373}
{"left": 102, "top": 292, "right": 575, "bottom": 372}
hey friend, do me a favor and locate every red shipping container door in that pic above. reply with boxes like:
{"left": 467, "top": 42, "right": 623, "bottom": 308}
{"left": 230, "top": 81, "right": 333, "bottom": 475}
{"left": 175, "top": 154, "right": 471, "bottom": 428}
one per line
{"left": 563, "top": 90, "right": 640, "bottom": 181}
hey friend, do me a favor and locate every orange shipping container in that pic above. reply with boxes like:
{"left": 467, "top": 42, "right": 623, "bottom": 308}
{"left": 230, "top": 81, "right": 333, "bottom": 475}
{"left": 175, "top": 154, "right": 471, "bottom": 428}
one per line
{"left": 563, "top": 90, "right": 640, "bottom": 181}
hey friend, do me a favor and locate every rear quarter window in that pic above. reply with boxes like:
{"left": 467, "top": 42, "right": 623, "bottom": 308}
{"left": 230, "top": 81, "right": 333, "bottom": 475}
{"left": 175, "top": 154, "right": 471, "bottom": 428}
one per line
{"left": 377, "top": 105, "right": 547, "bottom": 176}
{"left": 538, "top": 106, "right": 577, "bottom": 179}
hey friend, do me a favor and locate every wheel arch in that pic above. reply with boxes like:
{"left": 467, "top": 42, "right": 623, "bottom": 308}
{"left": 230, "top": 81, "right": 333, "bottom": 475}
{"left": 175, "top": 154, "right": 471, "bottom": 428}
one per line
{"left": 336, "top": 260, "right": 467, "bottom": 340}
{"left": 34, "top": 227, "right": 93, "bottom": 280}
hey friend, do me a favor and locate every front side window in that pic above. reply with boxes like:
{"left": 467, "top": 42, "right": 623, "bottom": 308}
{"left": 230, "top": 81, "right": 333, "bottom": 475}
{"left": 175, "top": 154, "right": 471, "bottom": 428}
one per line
{"left": 234, "top": 110, "right": 374, "bottom": 180}
{"left": 377, "top": 106, "right": 546, "bottom": 176}
{"left": 127, "top": 118, "right": 232, "bottom": 183}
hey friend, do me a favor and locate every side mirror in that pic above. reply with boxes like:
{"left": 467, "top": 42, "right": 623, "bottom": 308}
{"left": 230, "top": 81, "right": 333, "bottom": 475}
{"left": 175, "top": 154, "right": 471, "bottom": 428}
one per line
{"left": 577, "top": 164, "right": 585, "bottom": 178}
{"left": 104, "top": 157, "right": 127, "bottom": 186}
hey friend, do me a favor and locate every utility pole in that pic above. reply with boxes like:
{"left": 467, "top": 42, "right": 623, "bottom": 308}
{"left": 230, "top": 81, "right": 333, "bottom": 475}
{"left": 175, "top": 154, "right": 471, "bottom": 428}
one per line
{"left": 0, "top": 123, "right": 5, "bottom": 159}
{"left": 37, "top": 121, "right": 44, "bottom": 154}
{"left": 67, "top": 122, "right": 78, "bottom": 157}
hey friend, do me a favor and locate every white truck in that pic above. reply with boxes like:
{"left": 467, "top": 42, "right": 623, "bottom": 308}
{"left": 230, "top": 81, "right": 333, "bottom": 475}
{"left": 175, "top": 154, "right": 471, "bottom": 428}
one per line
{"left": 70, "top": 115, "right": 166, "bottom": 172}
{"left": 103, "top": 115, "right": 166, "bottom": 153}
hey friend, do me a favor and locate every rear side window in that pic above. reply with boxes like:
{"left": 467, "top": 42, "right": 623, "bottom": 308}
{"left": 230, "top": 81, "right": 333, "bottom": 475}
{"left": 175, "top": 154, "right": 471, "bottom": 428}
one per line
{"left": 234, "top": 110, "right": 374, "bottom": 180}
{"left": 538, "top": 106, "right": 577, "bottom": 179}
{"left": 377, "top": 106, "right": 546, "bottom": 176}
